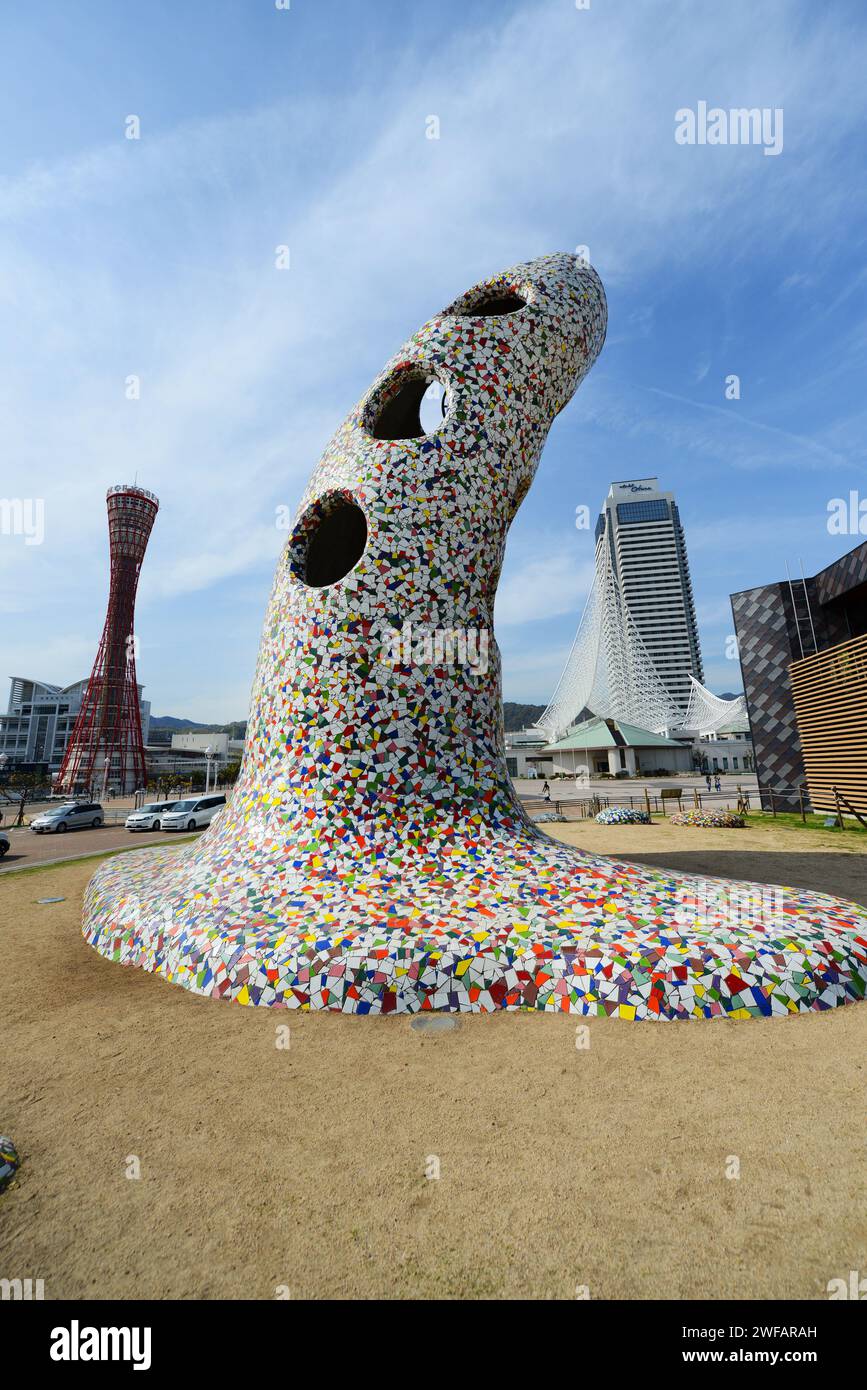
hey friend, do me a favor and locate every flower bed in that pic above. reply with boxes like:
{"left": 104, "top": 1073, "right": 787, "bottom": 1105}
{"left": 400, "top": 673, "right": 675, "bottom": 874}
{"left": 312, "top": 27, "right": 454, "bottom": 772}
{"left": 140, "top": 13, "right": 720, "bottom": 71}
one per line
{"left": 670, "top": 809, "right": 745, "bottom": 829}
{"left": 596, "top": 807, "right": 650, "bottom": 825}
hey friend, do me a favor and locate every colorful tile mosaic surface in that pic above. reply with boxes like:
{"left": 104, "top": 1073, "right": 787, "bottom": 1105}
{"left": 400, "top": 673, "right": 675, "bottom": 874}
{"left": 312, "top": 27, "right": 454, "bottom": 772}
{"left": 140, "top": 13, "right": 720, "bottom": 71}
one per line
{"left": 0, "top": 1136, "right": 19, "bottom": 1192}
{"left": 82, "top": 253, "right": 867, "bottom": 1020}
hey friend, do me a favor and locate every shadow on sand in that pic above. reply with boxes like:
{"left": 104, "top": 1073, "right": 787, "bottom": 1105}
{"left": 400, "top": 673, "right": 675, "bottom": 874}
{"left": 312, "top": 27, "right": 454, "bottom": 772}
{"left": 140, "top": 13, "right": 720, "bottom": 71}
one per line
{"left": 606, "top": 849, "right": 867, "bottom": 908}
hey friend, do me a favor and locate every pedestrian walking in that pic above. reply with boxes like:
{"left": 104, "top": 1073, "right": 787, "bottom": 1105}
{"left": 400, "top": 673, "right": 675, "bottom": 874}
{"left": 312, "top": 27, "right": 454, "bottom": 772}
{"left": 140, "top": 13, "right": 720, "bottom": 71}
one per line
{"left": 714, "top": 775, "right": 721, "bottom": 794}
{"left": 542, "top": 780, "right": 551, "bottom": 803}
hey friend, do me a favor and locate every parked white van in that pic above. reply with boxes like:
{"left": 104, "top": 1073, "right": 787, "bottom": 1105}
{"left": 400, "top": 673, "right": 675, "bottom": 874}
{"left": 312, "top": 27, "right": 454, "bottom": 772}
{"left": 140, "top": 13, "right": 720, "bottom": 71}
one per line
{"left": 125, "top": 800, "right": 181, "bottom": 832}
{"left": 160, "top": 794, "right": 227, "bottom": 832}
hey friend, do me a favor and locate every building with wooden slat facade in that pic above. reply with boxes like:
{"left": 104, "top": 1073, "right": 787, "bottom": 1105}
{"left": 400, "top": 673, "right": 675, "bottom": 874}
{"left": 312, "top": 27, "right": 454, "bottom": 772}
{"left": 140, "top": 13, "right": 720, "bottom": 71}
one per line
{"left": 789, "top": 632, "right": 867, "bottom": 815}
{"left": 731, "top": 539, "right": 867, "bottom": 812}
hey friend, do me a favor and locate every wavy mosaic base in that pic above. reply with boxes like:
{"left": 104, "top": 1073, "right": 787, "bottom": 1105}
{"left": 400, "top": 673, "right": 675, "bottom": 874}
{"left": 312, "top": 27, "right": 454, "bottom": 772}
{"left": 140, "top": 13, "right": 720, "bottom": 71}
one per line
{"left": 83, "top": 252, "right": 867, "bottom": 1018}
{"left": 84, "top": 838, "right": 867, "bottom": 1018}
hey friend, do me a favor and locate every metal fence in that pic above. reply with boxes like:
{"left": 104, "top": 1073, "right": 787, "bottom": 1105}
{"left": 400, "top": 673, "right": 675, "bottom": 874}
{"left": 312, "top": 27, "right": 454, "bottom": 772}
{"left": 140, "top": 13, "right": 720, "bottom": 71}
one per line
{"left": 523, "top": 782, "right": 866, "bottom": 827}
{"left": 522, "top": 785, "right": 754, "bottom": 822}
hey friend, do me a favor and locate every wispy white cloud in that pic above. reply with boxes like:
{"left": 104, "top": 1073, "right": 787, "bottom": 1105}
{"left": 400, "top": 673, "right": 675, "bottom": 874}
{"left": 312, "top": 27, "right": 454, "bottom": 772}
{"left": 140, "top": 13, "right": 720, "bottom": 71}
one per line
{"left": 496, "top": 547, "right": 594, "bottom": 626}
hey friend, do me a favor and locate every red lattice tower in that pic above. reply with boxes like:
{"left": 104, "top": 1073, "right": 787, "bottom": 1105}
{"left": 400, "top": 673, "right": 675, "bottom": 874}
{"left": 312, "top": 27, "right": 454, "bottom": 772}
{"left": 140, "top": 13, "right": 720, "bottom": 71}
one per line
{"left": 57, "top": 485, "right": 159, "bottom": 796}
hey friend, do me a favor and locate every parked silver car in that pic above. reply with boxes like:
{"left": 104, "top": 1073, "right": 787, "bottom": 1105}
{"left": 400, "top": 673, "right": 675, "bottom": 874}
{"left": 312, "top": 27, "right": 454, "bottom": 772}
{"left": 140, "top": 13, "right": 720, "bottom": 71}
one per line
{"left": 29, "top": 801, "right": 104, "bottom": 834}
{"left": 161, "top": 794, "right": 226, "bottom": 832}
{"left": 125, "top": 800, "right": 180, "bottom": 832}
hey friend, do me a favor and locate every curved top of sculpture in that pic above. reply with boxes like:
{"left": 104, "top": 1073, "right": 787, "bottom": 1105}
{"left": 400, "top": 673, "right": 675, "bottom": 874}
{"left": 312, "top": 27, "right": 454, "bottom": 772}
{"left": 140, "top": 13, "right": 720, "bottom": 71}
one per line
{"left": 82, "top": 253, "right": 867, "bottom": 1020}
{"left": 240, "top": 251, "right": 606, "bottom": 855}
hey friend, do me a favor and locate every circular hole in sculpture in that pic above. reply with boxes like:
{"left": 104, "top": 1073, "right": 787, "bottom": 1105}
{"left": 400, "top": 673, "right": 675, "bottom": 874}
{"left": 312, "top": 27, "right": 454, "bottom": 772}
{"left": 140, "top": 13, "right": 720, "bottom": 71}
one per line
{"left": 292, "top": 494, "right": 367, "bottom": 588}
{"left": 367, "top": 370, "right": 448, "bottom": 442}
{"left": 457, "top": 291, "right": 527, "bottom": 317}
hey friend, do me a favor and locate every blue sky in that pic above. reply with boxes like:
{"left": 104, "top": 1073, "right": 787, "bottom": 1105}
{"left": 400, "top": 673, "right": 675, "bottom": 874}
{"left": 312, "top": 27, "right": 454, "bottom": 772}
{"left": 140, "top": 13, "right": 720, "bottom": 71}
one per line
{"left": 2, "top": 0, "right": 866, "bottom": 721}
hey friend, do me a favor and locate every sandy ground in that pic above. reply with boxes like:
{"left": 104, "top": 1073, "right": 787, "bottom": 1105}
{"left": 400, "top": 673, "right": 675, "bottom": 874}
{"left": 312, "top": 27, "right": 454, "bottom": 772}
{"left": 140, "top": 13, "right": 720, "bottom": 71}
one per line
{"left": 546, "top": 817, "right": 867, "bottom": 903}
{"left": 1, "top": 821, "right": 865, "bottom": 1301}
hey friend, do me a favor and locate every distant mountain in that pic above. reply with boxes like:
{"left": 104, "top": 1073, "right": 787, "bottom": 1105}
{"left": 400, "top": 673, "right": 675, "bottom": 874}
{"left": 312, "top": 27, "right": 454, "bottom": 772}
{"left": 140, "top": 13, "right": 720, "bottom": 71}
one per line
{"left": 150, "top": 716, "right": 214, "bottom": 730}
{"left": 220, "top": 722, "right": 248, "bottom": 740}
{"left": 153, "top": 707, "right": 545, "bottom": 735}
{"left": 717, "top": 692, "right": 743, "bottom": 701}
{"left": 503, "top": 701, "right": 546, "bottom": 731}
{"left": 150, "top": 716, "right": 247, "bottom": 736}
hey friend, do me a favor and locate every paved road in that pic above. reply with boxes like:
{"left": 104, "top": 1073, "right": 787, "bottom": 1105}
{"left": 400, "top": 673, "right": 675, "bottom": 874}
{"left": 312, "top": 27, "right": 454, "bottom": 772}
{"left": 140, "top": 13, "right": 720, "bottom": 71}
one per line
{"left": 0, "top": 823, "right": 200, "bottom": 874}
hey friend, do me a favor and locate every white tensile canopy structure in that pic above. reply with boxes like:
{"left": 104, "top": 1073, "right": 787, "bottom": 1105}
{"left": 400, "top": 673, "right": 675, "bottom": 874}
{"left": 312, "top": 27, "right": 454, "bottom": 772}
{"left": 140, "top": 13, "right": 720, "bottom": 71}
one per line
{"left": 679, "top": 675, "right": 749, "bottom": 737}
{"left": 535, "top": 543, "right": 748, "bottom": 741}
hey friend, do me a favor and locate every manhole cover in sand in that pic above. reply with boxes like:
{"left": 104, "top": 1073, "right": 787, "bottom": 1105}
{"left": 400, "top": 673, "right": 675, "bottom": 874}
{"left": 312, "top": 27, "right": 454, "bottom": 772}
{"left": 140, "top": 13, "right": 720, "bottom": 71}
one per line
{"left": 410, "top": 1015, "right": 459, "bottom": 1033}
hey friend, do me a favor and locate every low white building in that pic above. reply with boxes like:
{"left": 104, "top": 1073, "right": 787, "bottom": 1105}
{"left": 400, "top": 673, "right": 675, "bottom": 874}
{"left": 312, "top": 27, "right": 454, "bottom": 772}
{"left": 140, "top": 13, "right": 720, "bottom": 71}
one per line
{"left": 504, "top": 709, "right": 754, "bottom": 782}
{"left": 693, "top": 732, "right": 753, "bottom": 774}
{"left": 504, "top": 727, "right": 553, "bottom": 779}
{"left": 171, "top": 731, "right": 229, "bottom": 758}
{"left": 143, "top": 731, "right": 244, "bottom": 783}
{"left": 540, "top": 716, "right": 694, "bottom": 777}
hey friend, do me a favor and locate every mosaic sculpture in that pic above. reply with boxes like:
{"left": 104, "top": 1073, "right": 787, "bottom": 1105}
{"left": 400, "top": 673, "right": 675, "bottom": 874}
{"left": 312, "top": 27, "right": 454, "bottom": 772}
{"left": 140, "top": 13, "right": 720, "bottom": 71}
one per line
{"left": 0, "top": 1136, "right": 20, "bottom": 1193}
{"left": 83, "top": 253, "right": 867, "bottom": 1019}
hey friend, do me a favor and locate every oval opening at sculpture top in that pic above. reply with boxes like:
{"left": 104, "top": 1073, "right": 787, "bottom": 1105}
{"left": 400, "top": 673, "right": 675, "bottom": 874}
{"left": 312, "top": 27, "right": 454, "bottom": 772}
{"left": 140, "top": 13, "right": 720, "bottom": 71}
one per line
{"left": 457, "top": 290, "right": 527, "bottom": 316}
{"left": 290, "top": 493, "right": 368, "bottom": 588}
{"left": 366, "top": 369, "right": 449, "bottom": 442}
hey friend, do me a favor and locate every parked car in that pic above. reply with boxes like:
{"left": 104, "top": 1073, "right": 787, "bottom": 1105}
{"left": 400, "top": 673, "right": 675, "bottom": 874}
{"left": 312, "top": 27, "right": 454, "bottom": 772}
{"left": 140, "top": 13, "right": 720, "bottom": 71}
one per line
{"left": 160, "top": 794, "right": 226, "bottom": 832}
{"left": 29, "top": 801, "right": 104, "bottom": 834}
{"left": 0, "top": 830, "right": 10, "bottom": 858}
{"left": 125, "top": 800, "right": 180, "bottom": 832}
